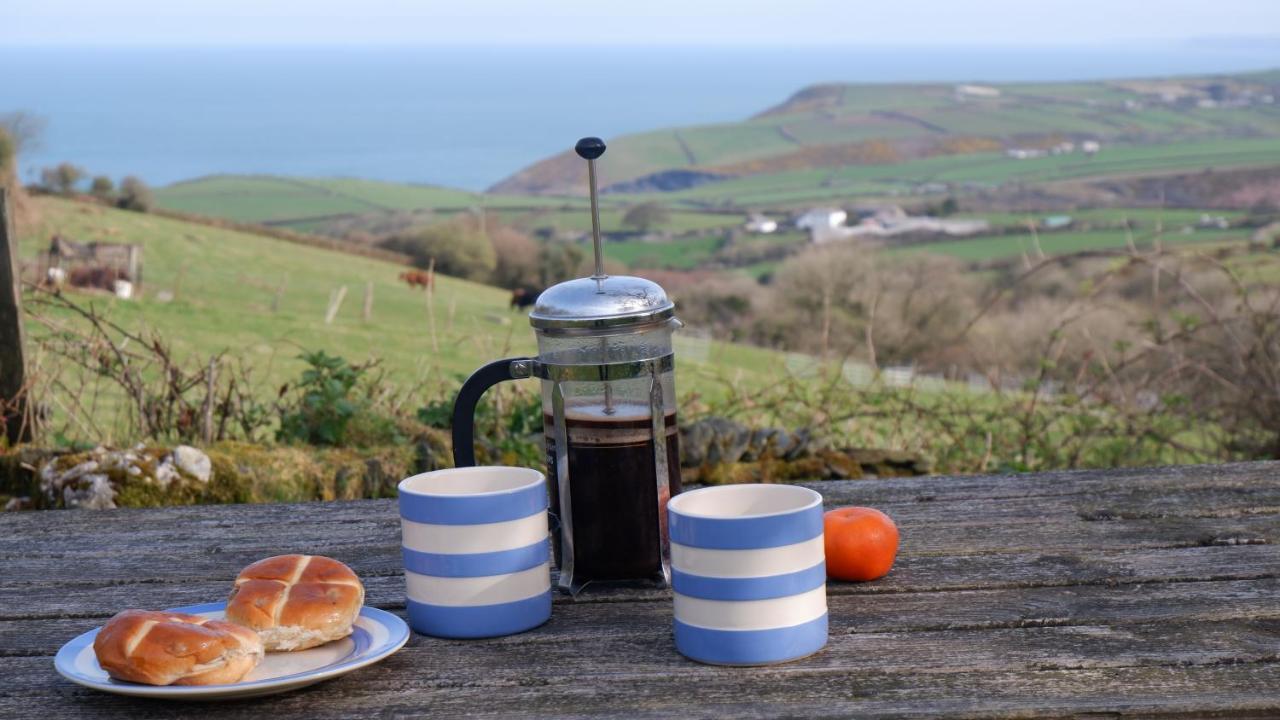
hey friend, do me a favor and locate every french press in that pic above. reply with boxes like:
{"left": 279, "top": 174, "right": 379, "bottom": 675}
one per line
{"left": 452, "top": 137, "right": 683, "bottom": 594}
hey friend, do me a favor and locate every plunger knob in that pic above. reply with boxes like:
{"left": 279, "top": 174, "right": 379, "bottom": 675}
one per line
{"left": 575, "top": 137, "right": 607, "bottom": 160}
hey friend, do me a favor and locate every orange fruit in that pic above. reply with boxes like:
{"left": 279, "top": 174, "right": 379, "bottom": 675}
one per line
{"left": 823, "top": 506, "right": 899, "bottom": 582}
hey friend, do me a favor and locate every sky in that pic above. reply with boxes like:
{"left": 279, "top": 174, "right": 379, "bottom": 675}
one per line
{"left": 5, "top": 0, "right": 1280, "bottom": 46}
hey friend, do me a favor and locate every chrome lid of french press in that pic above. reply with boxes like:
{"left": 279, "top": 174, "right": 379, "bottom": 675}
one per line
{"left": 529, "top": 276, "right": 674, "bottom": 331}
{"left": 529, "top": 137, "right": 676, "bottom": 333}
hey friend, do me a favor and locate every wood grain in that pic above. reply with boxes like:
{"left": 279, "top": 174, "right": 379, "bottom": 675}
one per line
{"left": 2, "top": 461, "right": 1279, "bottom": 718}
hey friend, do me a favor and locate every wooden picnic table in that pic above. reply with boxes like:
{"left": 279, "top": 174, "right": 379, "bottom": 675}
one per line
{"left": 3, "top": 461, "right": 1280, "bottom": 718}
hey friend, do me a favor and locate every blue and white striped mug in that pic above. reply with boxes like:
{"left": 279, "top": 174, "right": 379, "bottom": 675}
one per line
{"left": 667, "top": 484, "right": 827, "bottom": 665}
{"left": 398, "top": 466, "right": 552, "bottom": 639}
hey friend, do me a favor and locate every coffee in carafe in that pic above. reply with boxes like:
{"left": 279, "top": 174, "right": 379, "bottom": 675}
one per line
{"left": 545, "top": 403, "right": 681, "bottom": 581}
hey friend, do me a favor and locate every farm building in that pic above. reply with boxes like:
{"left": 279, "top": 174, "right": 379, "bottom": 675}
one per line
{"left": 795, "top": 208, "right": 847, "bottom": 231}
{"left": 42, "top": 235, "right": 143, "bottom": 298}
{"left": 744, "top": 213, "right": 778, "bottom": 234}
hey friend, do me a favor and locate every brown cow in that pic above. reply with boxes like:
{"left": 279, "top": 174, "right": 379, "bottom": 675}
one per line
{"left": 510, "top": 286, "right": 542, "bottom": 310}
{"left": 399, "top": 270, "right": 434, "bottom": 291}
{"left": 67, "top": 266, "right": 126, "bottom": 292}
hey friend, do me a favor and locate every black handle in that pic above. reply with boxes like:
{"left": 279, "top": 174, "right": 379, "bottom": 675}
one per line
{"left": 452, "top": 357, "right": 533, "bottom": 467}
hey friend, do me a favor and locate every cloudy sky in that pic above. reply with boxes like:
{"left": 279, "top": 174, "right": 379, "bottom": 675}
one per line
{"left": 5, "top": 0, "right": 1280, "bottom": 46}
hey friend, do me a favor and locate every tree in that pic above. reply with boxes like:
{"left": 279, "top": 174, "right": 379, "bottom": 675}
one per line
{"left": 380, "top": 219, "right": 496, "bottom": 280}
{"left": 622, "top": 202, "right": 670, "bottom": 233}
{"left": 0, "top": 112, "right": 46, "bottom": 154}
{"left": 116, "top": 176, "right": 154, "bottom": 212}
{"left": 41, "top": 163, "right": 85, "bottom": 194}
{"left": 89, "top": 176, "right": 115, "bottom": 199}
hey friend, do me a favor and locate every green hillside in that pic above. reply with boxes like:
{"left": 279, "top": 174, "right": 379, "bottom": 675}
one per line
{"left": 155, "top": 175, "right": 584, "bottom": 226}
{"left": 493, "top": 70, "right": 1280, "bottom": 197}
{"left": 628, "top": 137, "right": 1280, "bottom": 209}
{"left": 151, "top": 71, "right": 1280, "bottom": 242}
{"left": 16, "top": 197, "right": 781, "bottom": 431}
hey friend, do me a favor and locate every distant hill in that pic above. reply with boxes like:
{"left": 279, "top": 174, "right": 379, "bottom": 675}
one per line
{"left": 490, "top": 70, "right": 1280, "bottom": 196}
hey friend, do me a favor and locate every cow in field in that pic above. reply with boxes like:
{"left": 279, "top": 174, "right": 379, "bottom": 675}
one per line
{"left": 510, "top": 287, "right": 542, "bottom": 310}
{"left": 67, "top": 266, "right": 126, "bottom": 292}
{"left": 399, "top": 270, "right": 434, "bottom": 291}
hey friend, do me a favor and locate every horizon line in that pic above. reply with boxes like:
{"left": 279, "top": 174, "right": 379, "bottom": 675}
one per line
{"left": 4, "top": 36, "right": 1280, "bottom": 49}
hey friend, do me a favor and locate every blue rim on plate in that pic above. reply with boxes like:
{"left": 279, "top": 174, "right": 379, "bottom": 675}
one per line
{"left": 54, "top": 602, "right": 410, "bottom": 700}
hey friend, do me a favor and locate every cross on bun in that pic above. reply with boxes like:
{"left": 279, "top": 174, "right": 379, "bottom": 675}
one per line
{"left": 93, "top": 610, "right": 264, "bottom": 686}
{"left": 225, "top": 554, "right": 365, "bottom": 651}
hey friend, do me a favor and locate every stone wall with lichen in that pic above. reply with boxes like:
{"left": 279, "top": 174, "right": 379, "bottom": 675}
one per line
{"left": 1, "top": 417, "right": 928, "bottom": 510}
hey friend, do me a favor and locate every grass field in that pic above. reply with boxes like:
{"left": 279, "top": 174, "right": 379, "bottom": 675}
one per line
{"left": 634, "top": 137, "right": 1280, "bottom": 208}
{"left": 156, "top": 175, "right": 585, "bottom": 225}
{"left": 969, "top": 207, "right": 1246, "bottom": 228}
{"left": 501, "top": 207, "right": 743, "bottom": 236}
{"left": 605, "top": 235, "right": 727, "bottom": 270}
{"left": 17, "top": 198, "right": 784, "bottom": 437}
{"left": 892, "top": 226, "right": 1253, "bottom": 261}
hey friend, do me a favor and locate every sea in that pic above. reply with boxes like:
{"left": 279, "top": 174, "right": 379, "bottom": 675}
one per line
{"left": 1, "top": 42, "right": 1277, "bottom": 191}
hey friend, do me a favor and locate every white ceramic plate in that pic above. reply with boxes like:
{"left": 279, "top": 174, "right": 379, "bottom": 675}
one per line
{"left": 54, "top": 602, "right": 410, "bottom": 700}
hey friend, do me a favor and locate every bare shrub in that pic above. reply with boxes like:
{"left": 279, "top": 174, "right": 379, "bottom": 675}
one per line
{"left": 669, "top": 272, "right": 762, "bottom": 341}
{"left": 773, "top": 243, "right": 877, "bottom": 359}
{"left": 489, "top": 225, "right": 542, "bottom": 288}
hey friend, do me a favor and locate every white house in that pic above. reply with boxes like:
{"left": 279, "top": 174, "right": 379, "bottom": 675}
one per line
{"left": 744, "top": 213, "right": 778, "bottom": 234}
{"left": 1006, "top": 148, "right": 1047, "bottom": 160}
{"left": 795, "top": 208, "right": 848, "bottom": 231}
{"left": 1081, "top": 140, "right": 1102, "bottom": 155}
{"left": 955, "top": 84, "right": 1001, "bottom": 99}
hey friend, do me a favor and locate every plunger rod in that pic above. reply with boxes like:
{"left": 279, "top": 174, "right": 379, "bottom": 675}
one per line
{"left": 575, "top": 137, "right": 614, "bottom": 414}
{"left": 587, "top": 159, "right": 604, "bottom": 280}
{"left": 575, "top": 137, "right": 608, "bottom": 283}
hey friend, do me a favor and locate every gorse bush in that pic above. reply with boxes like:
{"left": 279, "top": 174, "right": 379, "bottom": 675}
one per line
{"left": 277, "top": 351, "right": 403, "bottom": 448}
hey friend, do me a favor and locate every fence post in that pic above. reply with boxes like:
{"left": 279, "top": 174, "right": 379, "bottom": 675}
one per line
{"left": 0, "top": 188, "right": 33, "bottom": 445}
{"left": 425, "top": 258, "right": 439, "bottom": 353}
{"left": 201, "top": 356, "right": 217, "bottom": 445}
{"left": 325, "top": 285, "right": 348, "bottom": 325}
{"left": 126, "top": 244, "right": 141, "bottom": 287}
{"left": 271, "top": 273, "right": 288, "bottom": 313}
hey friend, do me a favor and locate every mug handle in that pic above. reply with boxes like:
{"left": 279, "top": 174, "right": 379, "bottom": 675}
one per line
{"left": 451, "top": 357, "right": 534, "bottom": 467}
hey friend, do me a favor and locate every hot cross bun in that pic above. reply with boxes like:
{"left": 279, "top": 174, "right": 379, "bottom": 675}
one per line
{"left": 225, "top": 554, "right": 364, "bottom": 651}
{"left": 93, "top": 609, "right": 264, "bottom": 685}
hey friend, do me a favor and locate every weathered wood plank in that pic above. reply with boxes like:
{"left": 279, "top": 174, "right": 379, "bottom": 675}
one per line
{"left": 3, "top": 543, "right": 1280, "bottom": 621}
{"left": 4, "top": 481, "right": 1278, "bottom": 582}
{"left": 10, "top": 481, "right": 1280, "bottom": 553}
{"left": 4, "top": 654, "right": 1280, "bottom": 718}
{"left": 4, "top": 510, "right": 1274, "bottom": 593}
{"left": 7, "top": 577, "right": 1280, "bottom": 658}
{"left": 11, "top": 619, "right": 1280, "bottom": 687}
